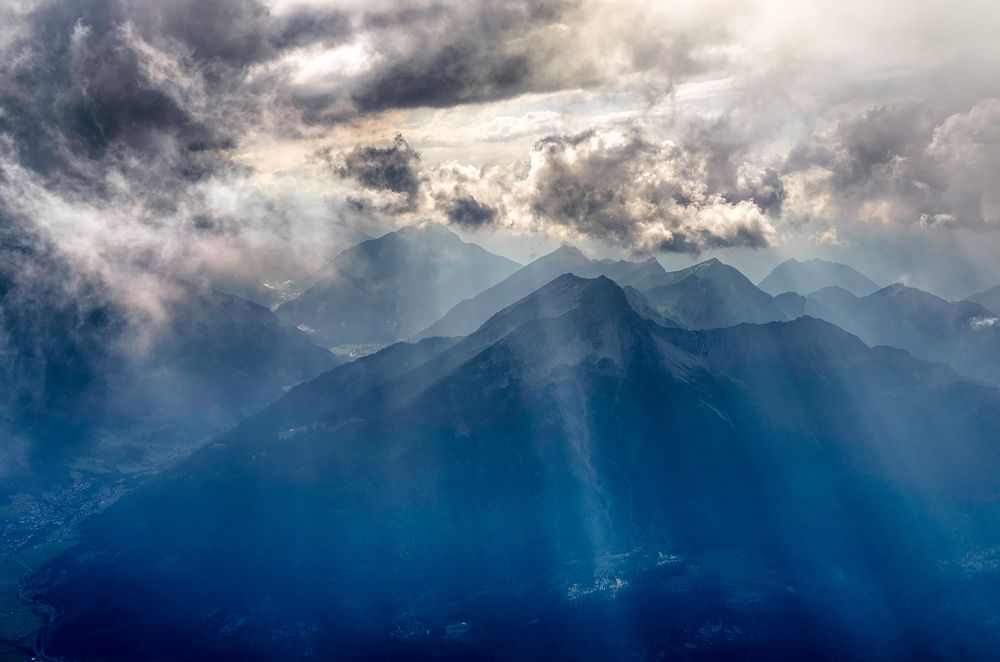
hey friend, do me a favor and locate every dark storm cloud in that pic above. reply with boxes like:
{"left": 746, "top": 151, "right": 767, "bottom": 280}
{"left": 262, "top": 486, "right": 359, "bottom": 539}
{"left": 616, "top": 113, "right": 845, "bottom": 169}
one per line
{"left": 0, "top": 0, "right": 239, "bottom": 187}
{"left": 288, "top": 0, "right": 603, "bottom": 123}
{"left": 349, "top": 0, "right": 574, "bottom": 112}
{"left": 0, "top": 0, "right": 729, "bottom": 192}
{"left": 335, "top": 134, "right": 422, "bottom": 211}
{"left": 446, "top": 196, "right": 498, "bottom": 227}
{"left": 129, "top": 0, "right": 353, "bottom": 67}
{"left": 0, "top": 0, "right": 348, "bottom": 190}
{"left": 352, "top": 43, "right": 534, "bottom": 113}
{"left": 0, "top": 0, "right": 388, "bottom": 333}
{"left": 0, "top": 0, "right": 618, "bottom": 187}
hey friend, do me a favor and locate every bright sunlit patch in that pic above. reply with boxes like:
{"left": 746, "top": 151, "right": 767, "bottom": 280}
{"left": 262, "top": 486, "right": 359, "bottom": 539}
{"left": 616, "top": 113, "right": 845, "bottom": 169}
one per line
{"left": 291, "top": 40, "right": 380, "bottom": 85}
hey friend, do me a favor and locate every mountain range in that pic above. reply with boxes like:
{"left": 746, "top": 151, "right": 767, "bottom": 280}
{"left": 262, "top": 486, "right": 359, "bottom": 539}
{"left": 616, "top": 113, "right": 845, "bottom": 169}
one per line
{"left": 277, "top": 223, "right": 520, "bottom": 345}
{"left": 805, "top": 283, "right": 1000, "bottom": 385}
{"left": 30, "top": 274, "right": 1000, "bottom": 659}
{"left": 7, "top": 222, "right": 1000, "bottom": 659}
{"left": 412, "top": 244, "right": 673, "bottom": 339}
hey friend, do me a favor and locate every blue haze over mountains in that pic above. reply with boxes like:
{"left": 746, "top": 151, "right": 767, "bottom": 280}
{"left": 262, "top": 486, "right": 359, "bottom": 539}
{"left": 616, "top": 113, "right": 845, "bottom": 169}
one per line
{"left": 4, "top": 223, "right": 1000, "bottom": 658}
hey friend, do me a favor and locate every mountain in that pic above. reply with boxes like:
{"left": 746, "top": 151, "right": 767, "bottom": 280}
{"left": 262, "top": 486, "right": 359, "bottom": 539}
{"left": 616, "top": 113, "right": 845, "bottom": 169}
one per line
{"left": 29, "top": 275, "right": 1000, "bottom": 659}
{"left": 759, "top": 258, "right": 879, "bottom": 296}
{"left": 966, "top": 284, "right": 1000, "bottom": 315}
{"left": 276, "top": 223, "right": 520, "bottom": 345}
{"left": 807, "top": 283, "right": 1000, "bottom": 385}
{"left": 643, "top": 258, "right": 786, "bottom": 328}
{"left": 772, "top": 291, "right": 835, "bottom": 321}
{"left": 412, "top": 245, "right": 677, "bottom": 339}
{"left": 0, "top": 228, "right": 338, "bottom": 495}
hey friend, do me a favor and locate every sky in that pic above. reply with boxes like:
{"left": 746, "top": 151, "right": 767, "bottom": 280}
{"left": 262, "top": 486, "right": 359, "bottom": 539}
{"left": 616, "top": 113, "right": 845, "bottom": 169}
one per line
{"left": 1, "top": 0, "right": 999, "bottom": 299}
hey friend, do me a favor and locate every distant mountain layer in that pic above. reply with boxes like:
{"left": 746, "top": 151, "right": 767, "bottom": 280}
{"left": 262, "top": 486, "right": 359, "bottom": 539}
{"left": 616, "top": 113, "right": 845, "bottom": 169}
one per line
{"left": 967, "top": 284, "right": 1000, "bottom": 315}
{"left": 412, "top": 245, "right": 676, "bottom": 339}
{"left": 277, "top": 223, "right": 520, "bottom": 345}
{"left": 759, "top": 258, "right": 879, "bottom": 296}
{"left": 33, "top": 274, "right": 1000, "bottom": 659}
{"left": 413, "top": 249, "right": 784, "bottom": 340}
{"left": 806, "top": 283, "right": 1000, "bottom": 385}
{"left": 643, "top": 258, "right": 786, "bottom": 328}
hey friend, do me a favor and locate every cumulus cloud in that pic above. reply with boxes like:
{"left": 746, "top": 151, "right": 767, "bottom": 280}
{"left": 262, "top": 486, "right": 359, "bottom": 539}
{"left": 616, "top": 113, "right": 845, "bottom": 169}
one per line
{"left": 523, "top": 128, "right": 777, "bottom": 252}
{"left": 0, "top": 0, "right": 999, "bottom": 314}
{"left": 0, "top": 0, "right": 731, "bottom": 316}
{"left": 783, "top": 100, "right": 1000, "bottom": 229}
{"left": 422, "top": 126, "right": 778, "bottom": 253}
{"left": 327, "top": 133, "right": 421, "bottom": 212}
{"left": 445, "top": 196, "right": 498, "bottom": 228}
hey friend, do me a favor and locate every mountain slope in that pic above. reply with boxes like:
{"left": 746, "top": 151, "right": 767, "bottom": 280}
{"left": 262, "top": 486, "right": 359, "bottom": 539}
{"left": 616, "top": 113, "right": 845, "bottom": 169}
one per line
{"left": 643, "top": 258, "right": 786, "bottom": 328}
{"left": 276, "top": 223, "right": 520, "bottom": 345}
{"left": 966, "top": 284, "right": 1000, "bottom": 315}
{"left": 759, "top": 258, "right": 879, "bottom": 296}
{"left": 0, "top": 227, "right": 338, "bottom": 493}
{"left": 31, "top": 275, "right": 1000, "bottom": 660}
{"left": 807, "top": 283, "right": 1000, "bottom": 385}
{"left": 413, "top": 245, "right": 678, "bottom": 339}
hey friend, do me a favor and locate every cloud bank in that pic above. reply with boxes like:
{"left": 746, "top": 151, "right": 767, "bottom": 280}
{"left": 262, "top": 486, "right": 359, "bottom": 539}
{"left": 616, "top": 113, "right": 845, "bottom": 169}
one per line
{"left": 0, "top": 0, "right": 998, "bottom": 306}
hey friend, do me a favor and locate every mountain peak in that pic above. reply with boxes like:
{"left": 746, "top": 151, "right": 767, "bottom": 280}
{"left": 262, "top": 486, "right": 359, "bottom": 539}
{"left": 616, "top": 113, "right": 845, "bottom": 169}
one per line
{"left": 873, "top": 282, "right": 931, "bottom": 298}
{"left": 473, "top": 273, "right": 634, "bottom": 342}
{"left": 760, "top": 257, "right": 878, "bottom": 296}
{"left": 379, "top": 222, "right": 463, "bottom": 246}
{"left": 545, "top": 244, "right": 589, "bottom": 260}
{"left": 277, "top": 225, "right": 520, "bottom": 344}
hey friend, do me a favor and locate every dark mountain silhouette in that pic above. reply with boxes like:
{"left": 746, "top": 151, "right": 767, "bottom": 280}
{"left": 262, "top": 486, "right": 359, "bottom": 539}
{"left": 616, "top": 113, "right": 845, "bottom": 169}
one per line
{"left": 643, "top": 258, "right": 786, "bottom": 328}
{"left": 807, "top": 283, "right": 1000, "bottom": 385}
{"left": 276, "top": 223, "right": 520, "bottom": 345}
{"left": 31, "top": 275, "right": 1000, "bottom": 660}
{"left": 413, "top": 245, "right": 675, "bottom": 339}
{"left": 759, "top": 258, "right": 879, "bottom": 296}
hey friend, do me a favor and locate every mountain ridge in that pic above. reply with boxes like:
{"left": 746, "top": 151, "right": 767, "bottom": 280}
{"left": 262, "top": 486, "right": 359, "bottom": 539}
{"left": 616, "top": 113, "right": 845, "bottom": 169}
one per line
{"left": 31, "top": 273, "right": 1000, "bottom": 659}
{"left": 277, "top": 223, "right": 520, "bottom": 345}
{"left": 759, "top": 257, "right": 879, "bottom": 297}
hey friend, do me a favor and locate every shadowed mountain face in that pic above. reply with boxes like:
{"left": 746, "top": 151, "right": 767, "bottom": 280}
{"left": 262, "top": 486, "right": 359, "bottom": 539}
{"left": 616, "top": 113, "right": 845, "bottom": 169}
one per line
{"left": 0, "top": 226, "right": 338, "bottom": 489}
{"left": 643, "top": 258, "right": 786, "bottom": 329}
{"left": 759, "top": 258, "right": 879, "bottom": 297}
{"left": 967, "top": 284, "right": 1000, "bottom": 315}
{"left": 412, "top": 245, "right": 677, "bottom": 339}
{"left": 276, "top": 223, "right": 520, "bottom": 345}
{"left": 807, "top": 283, "right": 1000, "bottom": 385}
{"left": 32, "top": 275, "right": 1000, "bottom": 660}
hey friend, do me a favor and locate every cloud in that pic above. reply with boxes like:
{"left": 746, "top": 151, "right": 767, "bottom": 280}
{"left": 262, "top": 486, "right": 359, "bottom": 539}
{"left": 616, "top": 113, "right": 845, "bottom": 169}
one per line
{"left": 783, "top": 99, "right": 1000, "bottom": 229}
{"left": 423, "top": 125, "right": 778, "bottom": 253}
{"left": 445, "top": 196, "right": 498, "bottom": 227}
{"left": 333, "top": 133, "right": 421, "bottom": 212}
{"left": 0, "top": 0, "right": 726, "bottom": 300}
{"left": 970, "top": 316, "right": 998, "bottom": 330}
{"left": 1, "top": 0, "right": 999, "bottom": 316}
